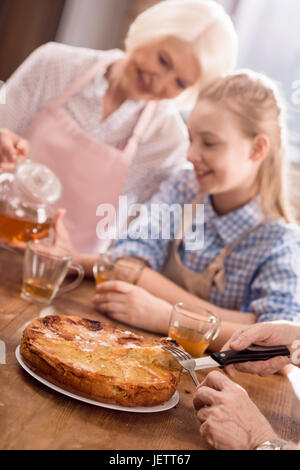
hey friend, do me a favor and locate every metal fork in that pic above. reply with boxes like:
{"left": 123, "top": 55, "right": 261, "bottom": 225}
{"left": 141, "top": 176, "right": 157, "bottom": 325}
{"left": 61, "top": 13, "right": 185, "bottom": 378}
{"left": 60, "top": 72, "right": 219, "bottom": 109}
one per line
{"left": 164, "top": 346, "right": 200, "bottom": 386}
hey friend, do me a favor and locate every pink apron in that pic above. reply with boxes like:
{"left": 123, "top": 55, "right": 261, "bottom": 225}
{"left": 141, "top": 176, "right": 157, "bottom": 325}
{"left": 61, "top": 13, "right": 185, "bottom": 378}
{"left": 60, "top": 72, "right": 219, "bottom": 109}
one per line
{"left": 23, "top": 58, "right": 157, "bottom": 253}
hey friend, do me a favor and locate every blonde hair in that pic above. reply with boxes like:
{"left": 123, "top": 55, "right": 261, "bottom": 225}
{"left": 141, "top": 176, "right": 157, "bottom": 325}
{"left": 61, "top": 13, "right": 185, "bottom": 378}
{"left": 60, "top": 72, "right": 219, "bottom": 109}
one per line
{"left": 197, "top": 70, "right": 295, "bottom": 222}
{"left": 125, "top": 0, "right": 238, "bottom": 107}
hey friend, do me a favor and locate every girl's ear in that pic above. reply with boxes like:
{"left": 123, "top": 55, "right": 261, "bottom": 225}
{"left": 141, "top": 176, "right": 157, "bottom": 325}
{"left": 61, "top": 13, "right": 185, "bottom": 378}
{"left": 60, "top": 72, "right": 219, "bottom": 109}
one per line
{"left": 250, "top": 134, "right": 270, "bottom": 162}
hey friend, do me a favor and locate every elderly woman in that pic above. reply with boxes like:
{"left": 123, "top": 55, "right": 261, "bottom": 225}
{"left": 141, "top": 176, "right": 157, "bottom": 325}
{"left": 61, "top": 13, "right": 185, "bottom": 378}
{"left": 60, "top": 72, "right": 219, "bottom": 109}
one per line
{"left": 0, "top": 0, "right": 237, "bottom": 253}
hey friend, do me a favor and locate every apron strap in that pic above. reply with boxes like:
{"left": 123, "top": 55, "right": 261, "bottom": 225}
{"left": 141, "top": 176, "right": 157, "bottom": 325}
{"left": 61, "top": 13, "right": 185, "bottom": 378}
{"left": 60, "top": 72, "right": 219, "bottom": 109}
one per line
{"left": 123, "top": 101, "right": 158, "bottom": 157}
{"left": 174, "top": 191, "right": 265, "bottom": 293}
{"left": 205, "top": 218, "right": 265, "bottom": 292}
{"left": 50, "top": 55, "right": 121, "bottom": 108}
{"left": 49, "top": 54, "right": 158, "bottom": 161}
{"left": 220, "top": 218, "right": 265, "bottom": 259}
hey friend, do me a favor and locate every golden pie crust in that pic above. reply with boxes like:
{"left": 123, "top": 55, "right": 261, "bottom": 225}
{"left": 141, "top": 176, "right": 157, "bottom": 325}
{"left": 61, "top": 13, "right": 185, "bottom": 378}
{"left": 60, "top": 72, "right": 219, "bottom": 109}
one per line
{"left": 20, "top": 315, "right": 182, "bottom": 407}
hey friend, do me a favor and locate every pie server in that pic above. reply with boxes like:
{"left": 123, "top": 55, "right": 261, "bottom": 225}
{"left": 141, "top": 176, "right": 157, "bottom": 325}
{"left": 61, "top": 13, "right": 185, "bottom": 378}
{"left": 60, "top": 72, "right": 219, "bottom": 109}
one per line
{"left": 180, "top": 344, "right": 290, "bottom": 371}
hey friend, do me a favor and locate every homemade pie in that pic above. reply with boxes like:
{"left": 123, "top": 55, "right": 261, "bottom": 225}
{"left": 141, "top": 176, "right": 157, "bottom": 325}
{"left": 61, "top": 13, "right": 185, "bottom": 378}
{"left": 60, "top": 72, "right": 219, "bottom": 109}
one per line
{"left": 20, "top": 315, "right": 182, "bottom": 407}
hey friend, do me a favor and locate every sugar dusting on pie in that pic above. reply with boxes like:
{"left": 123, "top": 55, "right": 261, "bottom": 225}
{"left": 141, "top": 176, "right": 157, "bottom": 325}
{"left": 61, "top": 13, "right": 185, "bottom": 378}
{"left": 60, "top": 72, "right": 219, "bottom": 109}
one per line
{"left": 20, "top": 315, "right": 182, "bottom": 406}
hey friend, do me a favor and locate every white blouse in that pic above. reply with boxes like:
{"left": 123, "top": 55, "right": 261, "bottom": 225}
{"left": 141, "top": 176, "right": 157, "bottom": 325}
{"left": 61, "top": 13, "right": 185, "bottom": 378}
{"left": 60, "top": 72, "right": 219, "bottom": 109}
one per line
{"left": 0, "top": 42, "right": 189, "bottom": 207}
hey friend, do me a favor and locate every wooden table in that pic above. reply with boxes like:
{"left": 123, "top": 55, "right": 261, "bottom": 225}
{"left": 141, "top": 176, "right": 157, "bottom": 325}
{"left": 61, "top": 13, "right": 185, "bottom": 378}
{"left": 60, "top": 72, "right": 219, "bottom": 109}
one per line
{"left": 0, "top": 248, "right": 299, "bottom": 450}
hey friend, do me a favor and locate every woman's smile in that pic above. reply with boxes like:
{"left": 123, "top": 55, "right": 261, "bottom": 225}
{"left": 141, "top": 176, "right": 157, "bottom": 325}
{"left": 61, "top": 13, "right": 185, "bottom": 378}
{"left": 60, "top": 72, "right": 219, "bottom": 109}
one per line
{"left": 136, "top": 68, "right": 152, "bottom": 95}
{"left": 123, "top": 36, "right": 201, "bottom": 101}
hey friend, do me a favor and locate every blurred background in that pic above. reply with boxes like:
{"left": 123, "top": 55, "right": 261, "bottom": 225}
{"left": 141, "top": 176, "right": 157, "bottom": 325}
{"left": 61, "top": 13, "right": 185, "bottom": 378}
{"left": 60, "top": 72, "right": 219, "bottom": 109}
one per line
{"left": 0, "top": 0, "right": 299, "bottom": 168}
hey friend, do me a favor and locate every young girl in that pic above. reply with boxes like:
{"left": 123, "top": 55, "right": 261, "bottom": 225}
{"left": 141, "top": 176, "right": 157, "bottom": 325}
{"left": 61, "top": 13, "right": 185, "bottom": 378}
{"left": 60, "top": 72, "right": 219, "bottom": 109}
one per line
{"left": 91, "top": 70, "right": 300, "bottom": 350}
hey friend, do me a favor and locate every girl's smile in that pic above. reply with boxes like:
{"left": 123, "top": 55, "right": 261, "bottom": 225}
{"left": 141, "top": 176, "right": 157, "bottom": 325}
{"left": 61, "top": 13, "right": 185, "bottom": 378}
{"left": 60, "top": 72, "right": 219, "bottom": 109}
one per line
{"left": 195, "top": 169, "right": 214, "bottom": 180}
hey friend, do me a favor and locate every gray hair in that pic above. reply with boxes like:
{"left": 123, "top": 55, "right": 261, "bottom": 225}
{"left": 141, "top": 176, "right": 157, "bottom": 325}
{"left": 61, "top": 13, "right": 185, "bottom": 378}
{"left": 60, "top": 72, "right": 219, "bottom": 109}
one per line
{"left": 125, "top": 0, "right": 238, "bottom": 107}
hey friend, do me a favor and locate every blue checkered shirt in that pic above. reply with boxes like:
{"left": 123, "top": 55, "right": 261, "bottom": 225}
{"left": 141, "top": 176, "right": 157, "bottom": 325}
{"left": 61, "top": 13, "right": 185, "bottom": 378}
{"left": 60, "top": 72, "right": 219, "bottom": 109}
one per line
{"left": 114, "top": 170, "right": 300, "bottom": 322}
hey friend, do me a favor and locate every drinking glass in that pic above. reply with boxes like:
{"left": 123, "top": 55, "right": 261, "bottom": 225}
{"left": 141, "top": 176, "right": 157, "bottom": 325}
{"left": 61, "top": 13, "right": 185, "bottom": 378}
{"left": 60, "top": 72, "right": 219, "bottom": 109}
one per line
{"left": 21, "top": 241, "right": 84, "bottom": 304}
{"left": 93, "top": 253, "right": 145, "bottom": 288}
{"left": 113, "top": 258, "right": 145, "bottom": 285}
{"left": 168, "top": 302, "right": 220, "bottom": 357}
{"left": 93, "top": 251, "right": 115, "bottom": 287}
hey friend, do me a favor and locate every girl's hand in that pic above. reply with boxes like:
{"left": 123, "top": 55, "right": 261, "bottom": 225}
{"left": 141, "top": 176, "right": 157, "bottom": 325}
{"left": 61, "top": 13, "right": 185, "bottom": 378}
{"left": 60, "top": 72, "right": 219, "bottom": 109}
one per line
{"left": 92, "top": 280, "right": 172, "bottom": 334}
{"left": 193, "top": 371, "right": 278, "bottom": 450}
{"left": 0, "top": 128, "right": 29, "bottom": 168}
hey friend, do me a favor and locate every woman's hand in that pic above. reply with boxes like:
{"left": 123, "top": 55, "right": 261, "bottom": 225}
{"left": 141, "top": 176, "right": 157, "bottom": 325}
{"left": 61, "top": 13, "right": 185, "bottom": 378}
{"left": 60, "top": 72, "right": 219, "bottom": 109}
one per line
{"left": 193, "top": 371, "right": 278, "bottom": 450}
{"left": 54, "top": 209, "right": 100, "bottom": 277}
{"left": 221, "top": 322, "right": 297, "bottom": 378}
{"left": 92, "top": 280, "right": 172, "bottom": 334}
{"left": 0, "top": 128, "right": 29, "bottom": 168}
{"left": 53, "top": 209, "right": 76, "bottom": 254}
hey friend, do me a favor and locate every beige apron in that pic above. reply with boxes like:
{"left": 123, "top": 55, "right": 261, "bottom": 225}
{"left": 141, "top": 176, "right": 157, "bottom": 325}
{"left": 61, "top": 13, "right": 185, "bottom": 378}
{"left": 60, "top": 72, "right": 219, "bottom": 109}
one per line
{"left": 162, "top": 194, "right": 264, "bottom": 300}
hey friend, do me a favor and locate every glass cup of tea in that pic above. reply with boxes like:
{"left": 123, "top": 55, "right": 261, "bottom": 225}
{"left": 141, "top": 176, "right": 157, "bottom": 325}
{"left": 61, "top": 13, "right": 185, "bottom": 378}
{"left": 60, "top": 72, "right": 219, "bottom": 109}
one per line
{"left": 168, "top": 302, "right": 220, "bottom": 357}
{"left": 21, "top": 241, "right": 85, "bottom": 304}
{"left": 93, "top": 251, "right": 115, "bottom": 287}
{"left": 113, "top": 257, "right": 145, "bottom": 285}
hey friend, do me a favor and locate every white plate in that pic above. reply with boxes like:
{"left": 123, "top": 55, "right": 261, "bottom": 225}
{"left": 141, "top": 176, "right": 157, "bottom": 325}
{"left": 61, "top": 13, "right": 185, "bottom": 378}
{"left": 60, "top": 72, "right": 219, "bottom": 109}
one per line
{"left": 15, "top": 346, "right": 179, "bottom": 413}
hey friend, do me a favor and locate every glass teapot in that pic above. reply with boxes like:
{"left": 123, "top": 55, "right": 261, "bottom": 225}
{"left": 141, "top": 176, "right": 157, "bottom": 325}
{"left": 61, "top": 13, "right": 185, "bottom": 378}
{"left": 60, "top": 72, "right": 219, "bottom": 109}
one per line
{"left": 0, "top": 160, "right": 62, "bottom": 243}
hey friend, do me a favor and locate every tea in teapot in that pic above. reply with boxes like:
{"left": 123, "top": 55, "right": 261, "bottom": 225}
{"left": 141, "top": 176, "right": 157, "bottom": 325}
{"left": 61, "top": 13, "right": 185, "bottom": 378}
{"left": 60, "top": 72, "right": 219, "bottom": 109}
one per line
{"left": 0, "top": 160, "right": 62, "bottom": 243}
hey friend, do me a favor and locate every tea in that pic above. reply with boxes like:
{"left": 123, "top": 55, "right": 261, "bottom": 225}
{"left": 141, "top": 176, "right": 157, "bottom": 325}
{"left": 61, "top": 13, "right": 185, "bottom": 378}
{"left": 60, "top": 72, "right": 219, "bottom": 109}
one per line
{"left": 21, "top": 242, "right": 84, "bottom": 304}
{"left": 95, "top": 271, "right": 113, "bottom": 286}
{"left": 168, "top": 325, "right": 210, "bottom": 357}
{"left": 0, "top": 213, "right": 51, "bottom": 242}
{"left": 22, "top": 277, "right": 56, "bottom": 302}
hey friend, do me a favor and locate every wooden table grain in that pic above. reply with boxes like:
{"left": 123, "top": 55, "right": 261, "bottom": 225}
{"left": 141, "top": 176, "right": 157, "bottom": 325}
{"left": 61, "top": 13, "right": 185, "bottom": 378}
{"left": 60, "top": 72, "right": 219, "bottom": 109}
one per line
{"left": 0, "top": 248, "right": 299, "bottom": 450}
